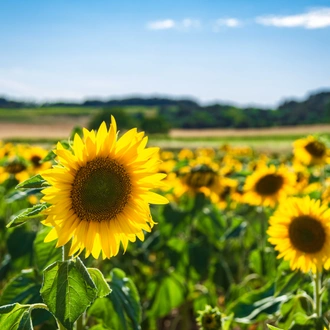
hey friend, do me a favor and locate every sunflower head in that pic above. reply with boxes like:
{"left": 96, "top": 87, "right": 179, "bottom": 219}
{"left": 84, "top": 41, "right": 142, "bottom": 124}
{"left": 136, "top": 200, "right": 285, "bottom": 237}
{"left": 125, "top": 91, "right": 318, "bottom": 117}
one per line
{"left": 267, "top": 196, "right": 330, "bottom": 273}
{"left": 183, "top": 164, "right": 218, "bottom": 190}
{"left": 0, "top": 156, "right": 29, "bottom": 184}
{"left": 196, "top": 305, "right": 222, "bottom": 330}
{"left": 41, "top": 116, "right": 168, "bottom": 259}
{"left": 243, "top": 165, "right": 296, "bottom": 207}
{"left": 293, "top": 136, "right": 329, "bottom": 165}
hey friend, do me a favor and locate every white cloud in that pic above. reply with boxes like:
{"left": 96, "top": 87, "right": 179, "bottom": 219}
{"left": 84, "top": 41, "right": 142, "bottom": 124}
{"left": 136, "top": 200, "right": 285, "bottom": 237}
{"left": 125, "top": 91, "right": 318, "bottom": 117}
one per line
{"left": 213, "top": 18, "right": 241, "bottom": 32}
{"left": 146, "top": 19, "right": 175, "bottom": 30}
{"left": 147, "top": 18, "right": 200, "bottom": 31}
{"left": 181, "top": 18, "right": 201, "bottom": 29}
{"left": 256, "top": 8, "right": 330, "bottom": 29}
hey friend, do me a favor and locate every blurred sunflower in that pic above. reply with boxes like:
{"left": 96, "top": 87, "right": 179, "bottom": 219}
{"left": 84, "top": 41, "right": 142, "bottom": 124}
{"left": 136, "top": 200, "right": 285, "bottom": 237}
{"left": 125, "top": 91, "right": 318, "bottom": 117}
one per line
{"left": 293, "top": 136, "right": 329, "bottom": 165}
{"left": 243, "top": 165, "right": 296, "bottom": 207}
{"left": 0, "top": 156, "right": 29, "bottom": 183}
{"left": 268, "top": 196, "right": 330, "bottom": 273}
{"left": 213, "top": 177, "right": 238, "bottom": 209}
{"left": 23, "top": 146, "right": 52, "bottom": 175}
{"left": 176, "top": 164, "right": 220, "bottom": 199}
{"left": 41, "top": 117, "right": 168, "bottom": 259}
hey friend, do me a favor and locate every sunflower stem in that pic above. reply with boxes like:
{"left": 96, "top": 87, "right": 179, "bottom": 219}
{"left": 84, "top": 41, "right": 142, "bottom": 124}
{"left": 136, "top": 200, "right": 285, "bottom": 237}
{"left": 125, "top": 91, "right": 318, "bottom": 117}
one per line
{"left": 62, "top": 241, "right": 72, "bottom": 261}
{"left": 259, "top": 206, "right": 267, "bottom": 277}
{"left": 313, "top": 270, "right": 322, "bottom": 318}
{"left": 76, "top": 313, "right": 84, "bottom": 330}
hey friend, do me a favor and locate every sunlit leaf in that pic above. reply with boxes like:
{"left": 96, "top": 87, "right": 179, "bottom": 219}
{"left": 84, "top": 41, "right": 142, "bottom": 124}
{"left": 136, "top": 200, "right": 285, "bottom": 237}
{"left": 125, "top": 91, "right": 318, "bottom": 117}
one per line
{"left": 87, "top": 268, "right": 111, "bottom": 298}
{"left": 40, "top": 260, "right": 97, "bottom": 330}
{"left": 0, "top": 269, "right": 40, "bottom": 306}
{"left": 88, "top": 268, "right": 141, "bottom": 330}
{"left": 7, "top": 203, "right": 49, "bottom": 228}
{"left": 16, "top": 174, "right": 49, "bottom": 190}
{"left": 0, "top": 303, "right": 32, "bottom": 330}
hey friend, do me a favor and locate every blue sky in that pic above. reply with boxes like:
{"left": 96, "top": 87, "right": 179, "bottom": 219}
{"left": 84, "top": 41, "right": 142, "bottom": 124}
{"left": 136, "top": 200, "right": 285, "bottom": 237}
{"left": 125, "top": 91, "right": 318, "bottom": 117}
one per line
{"left": 0, "top": 0, "right": 329, "bottom": 107}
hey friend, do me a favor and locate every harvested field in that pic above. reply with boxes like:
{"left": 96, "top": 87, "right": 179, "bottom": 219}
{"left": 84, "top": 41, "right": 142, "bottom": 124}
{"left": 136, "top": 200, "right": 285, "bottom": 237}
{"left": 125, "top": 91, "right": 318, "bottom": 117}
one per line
{"left": 170, "top": 124, "right": 330, "bottom": 137}
{"left": 1, "top": 123, "right": 330, "bottom": 140}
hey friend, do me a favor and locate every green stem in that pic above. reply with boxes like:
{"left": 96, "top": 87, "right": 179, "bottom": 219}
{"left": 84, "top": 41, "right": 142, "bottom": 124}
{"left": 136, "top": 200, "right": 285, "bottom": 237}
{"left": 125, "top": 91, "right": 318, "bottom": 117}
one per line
{"left": 76, "top": 313, "right": 84, "bottom": 330}
{"left": 259, "top": 207, "right": 267, "bottom": 277}
{"left": 62, "top": 241, "right": 72, "bottom": 261}
{"left": 313, "top": 270, "right": 322, "bottom": 318}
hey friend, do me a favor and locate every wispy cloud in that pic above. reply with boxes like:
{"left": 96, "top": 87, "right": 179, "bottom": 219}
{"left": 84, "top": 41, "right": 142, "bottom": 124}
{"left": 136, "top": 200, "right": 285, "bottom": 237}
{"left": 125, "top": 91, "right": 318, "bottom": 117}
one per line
{"left": 146, "top": 18, "right": 200, "bottom": 31}
{"left": 147, "top": 19, "right": 175, "bottom": 30}
{"left": 256, "top": 8, "right": 330, "bottom": 29}
{"left": 181, "top": 18, "right": 201, "bottom": 29}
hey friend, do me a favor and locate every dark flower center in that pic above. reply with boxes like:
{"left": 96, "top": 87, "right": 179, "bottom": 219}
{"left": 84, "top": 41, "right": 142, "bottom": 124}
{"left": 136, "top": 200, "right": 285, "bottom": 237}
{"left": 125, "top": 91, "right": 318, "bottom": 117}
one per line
{"left": 255, "top": 174, "right": 284, "bottom": 196}
{"left": 31, "top": 155, "right": 42, "bottom": 167}
{"left": 71, "top": 157, "right": 131, "bottom": 222}
{"left": 304, "top": 141, "right": 326, "bottom": 158}
{"left": 289, "top": 215, "right": 326, "bottom": 254}
{"left": 184, "top": 165, "right": 217, "bottom": 189}
{"left": 5, "top": 162, "right": 26, "bottom": 174}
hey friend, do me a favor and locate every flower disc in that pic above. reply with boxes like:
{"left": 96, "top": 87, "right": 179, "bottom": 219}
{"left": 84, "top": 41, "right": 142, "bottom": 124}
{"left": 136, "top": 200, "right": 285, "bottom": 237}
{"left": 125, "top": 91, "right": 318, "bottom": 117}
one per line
{"left": 41, "top": 117, "right": 168, "bottom": 259}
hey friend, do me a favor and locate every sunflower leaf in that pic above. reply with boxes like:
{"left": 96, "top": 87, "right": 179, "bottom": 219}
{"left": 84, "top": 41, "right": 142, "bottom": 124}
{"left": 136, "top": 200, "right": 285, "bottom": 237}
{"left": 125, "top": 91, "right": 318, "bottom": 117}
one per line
{"left": 7, "top": 203, "right": 49, "bottom": 228}
{"left": 0, "top": 303, "right": 34, "bottom": 330}
{"left": 40, "top": 260, "right": 97, "bottom": 330}
{"left": 34, "top": 228, "right": 62, "bottom": 271}
{"left": 0, "top": 269, "right": 41, "bottom": 306}
{"left": 88, "top": 268, "right": 141, "bottom": 330}
{"left": 6, "top": 188, "right": 43, "bottom": 203}
{"left": 16, "top": 174, "right": 50, "bottom": 189}
{"left": 87, "top": 268, "right": 111, "bottom": 298}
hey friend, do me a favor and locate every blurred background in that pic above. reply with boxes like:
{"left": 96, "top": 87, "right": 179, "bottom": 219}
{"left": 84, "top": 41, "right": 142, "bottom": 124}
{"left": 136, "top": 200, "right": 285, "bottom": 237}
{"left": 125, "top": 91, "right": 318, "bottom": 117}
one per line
{"left": 0, "top": 0, "right": 329, "bottom": 151}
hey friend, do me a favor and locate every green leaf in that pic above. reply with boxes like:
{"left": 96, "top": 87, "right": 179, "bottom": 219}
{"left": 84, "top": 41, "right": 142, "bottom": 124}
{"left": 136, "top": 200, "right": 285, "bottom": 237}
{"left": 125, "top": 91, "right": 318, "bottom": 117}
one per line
{"left": 0, "top": 303, "right": 32, "bottom": 330}
{"left": 16, "top": 174, "right": 50, "bottom": 190}
{"left": 40, "top": 260, "right": 97, "bottom": 330}
{"left": 7, "top": 227, "right": 36, "bottom": 260}
{"left": 227, "top": 281, "right": 290, "bottom": 323}
{"left": 87, "top": 268, "right": 111, "bottom": 298}
{"left": 109, "top": 268, "right": 141, "bottom": 330}
{"left": 7, "top": 203, "right": 49, "bottom": 228}
{"left": 278, "top": 294, "right": 313, "bottom": 329}
{"left": 6, "top": 188, "right": 43, "bottom": 203}
{"left": 34, "top": 227, "right": 62, "bottom": 271}
{"left": 149, "top": 274, "right": 184, "bottom": 318}
{"left": 267, "top": 326, "right": 284, "bottom": 330}
{"left": 188, "top": 239, "right": 211, "bottom": 279}
{"left": 0, "top": 269, "right": 41, "bottom": 306}
{"left": 89, "top": 325, "right": 111, "bottom": 330}
{"left": 88, "top": 268, "right": 141, "bottom": 330}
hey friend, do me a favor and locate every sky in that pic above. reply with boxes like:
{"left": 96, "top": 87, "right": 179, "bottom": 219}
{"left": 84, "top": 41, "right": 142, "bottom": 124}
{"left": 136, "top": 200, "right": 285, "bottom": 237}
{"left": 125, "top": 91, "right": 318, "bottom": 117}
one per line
{"left": 0, "top": 0, "right": 330, "bottom": 107}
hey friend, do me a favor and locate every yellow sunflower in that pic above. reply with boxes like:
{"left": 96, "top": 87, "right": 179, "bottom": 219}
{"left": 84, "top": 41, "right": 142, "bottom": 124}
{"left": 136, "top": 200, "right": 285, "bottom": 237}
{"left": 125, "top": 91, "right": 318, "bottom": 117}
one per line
{"left": 243, "top": 165, "right": 296, "bottom": 207}
{"left": 0, "top": 156, "right": 30, "bottom": 184}
{"left": 41, "top": 117, "right": 168, "bottom": 259}
{"left": 293, "top": 135, "right": 329, "bottom": 165}
{"left": 175, "top": 163, "right": 221, "bottom": 199}
{"left": 267, "top": 196, "right": 330, "bottom": 273}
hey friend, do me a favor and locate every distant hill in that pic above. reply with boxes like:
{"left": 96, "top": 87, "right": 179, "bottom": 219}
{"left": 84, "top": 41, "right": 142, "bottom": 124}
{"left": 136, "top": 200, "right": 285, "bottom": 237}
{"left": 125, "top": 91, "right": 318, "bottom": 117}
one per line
{"left": 0, "top": 90, "right": 329, "bottom": 129}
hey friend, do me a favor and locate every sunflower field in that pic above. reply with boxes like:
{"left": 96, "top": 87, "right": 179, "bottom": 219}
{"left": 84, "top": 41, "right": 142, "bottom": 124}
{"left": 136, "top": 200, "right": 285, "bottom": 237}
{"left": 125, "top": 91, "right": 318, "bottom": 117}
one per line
{"left": 1, "top": 119, "right": 330, "bottom": 330}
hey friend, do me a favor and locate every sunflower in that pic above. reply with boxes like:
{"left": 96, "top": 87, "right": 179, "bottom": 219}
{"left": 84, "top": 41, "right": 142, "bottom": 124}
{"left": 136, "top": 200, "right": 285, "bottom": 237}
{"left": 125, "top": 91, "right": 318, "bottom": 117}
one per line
{"left": 293, "top": 136, "right": 329, "bottom": 165}
{"left": 0, "top": 156, "right": 30, "bottom": 184}
{"left": 41, "top": 117, "right": 168, "bottom": 259}
{"left": 267, "top": 196, "right": 330, "bottom": 273}
{"left": 175, "top": 163, "right": 221, "bottom": 199}
{"left": 23, "top": 146, "right": 52, "bottom": 175}
{"left": 243, "top": 165, "right": 296, "bottom": 207}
